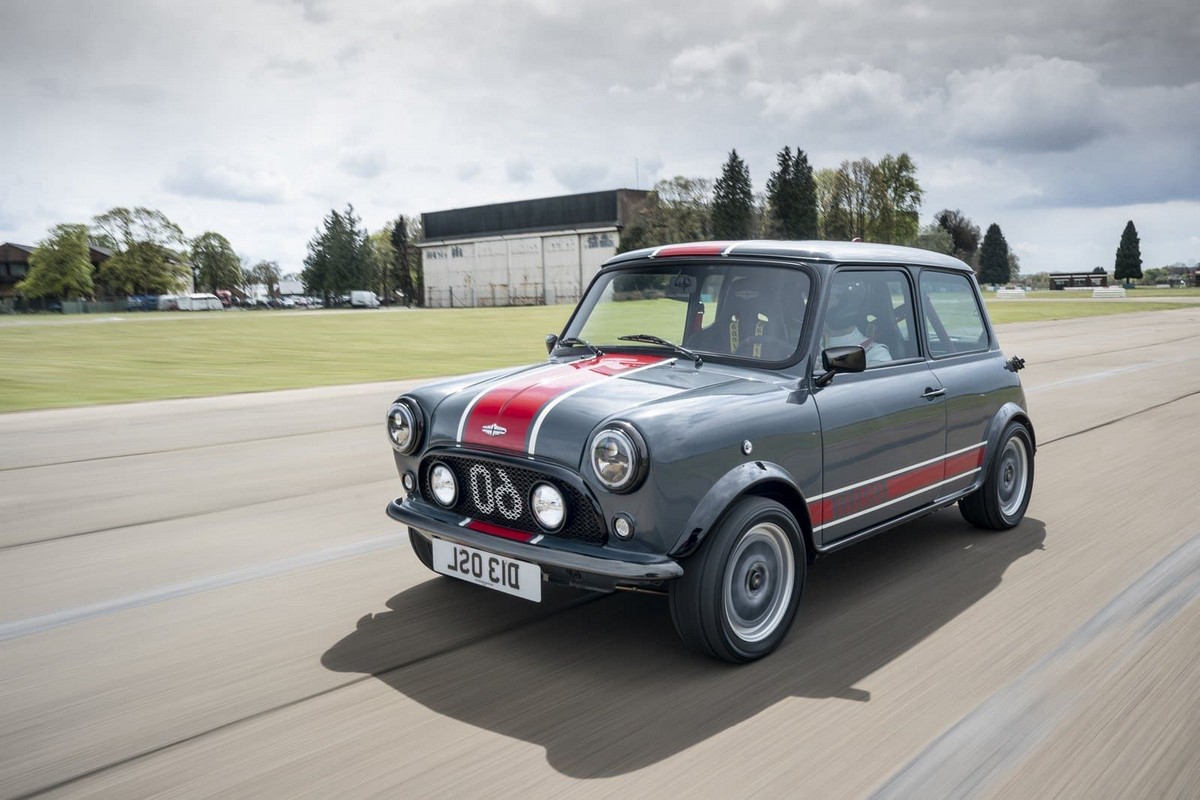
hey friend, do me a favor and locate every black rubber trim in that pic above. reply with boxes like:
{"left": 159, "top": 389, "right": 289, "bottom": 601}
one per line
{"left": 387, "top": 498, "right": 683, "bottom": 581}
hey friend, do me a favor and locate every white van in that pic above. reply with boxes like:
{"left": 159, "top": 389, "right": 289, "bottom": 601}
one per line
{"left": 177, "top": 293, "right": 223, "bottom": 311}
{"left": 350, "top": 290, "right": 380, "bottom": 308}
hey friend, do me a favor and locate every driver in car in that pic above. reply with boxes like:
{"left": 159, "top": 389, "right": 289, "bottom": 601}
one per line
{"left": 822, "top": 283, "right": 892, "bottom": 367}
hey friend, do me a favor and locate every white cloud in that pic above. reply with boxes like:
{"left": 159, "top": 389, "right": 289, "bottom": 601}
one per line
{"left": 506, "top": 158, "right": 535, "bottom": 184}
{"left": 163, "top": 158, "right": 291, "bottom": 205}
{"left": 749, "top": 67, "right": 925, "bottom": 130}
{"left": 0, "top": 0, "right": 1196, "bottom": 276}
{"left": 945, "top": 57, "right": 1111, "bottom": 153}
{"left": 339, "top": 150, "right": 387, "bottom": 179}
{"left": 662, "top": 40, "right": 761, "bottom": 94}
{"left": 552, "top": 163, "right": 610, "bottom": 193}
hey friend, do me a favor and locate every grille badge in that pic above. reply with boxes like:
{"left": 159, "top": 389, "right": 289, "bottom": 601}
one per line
{"left": 482, "top": 423, "right": 507, "bottom": 437}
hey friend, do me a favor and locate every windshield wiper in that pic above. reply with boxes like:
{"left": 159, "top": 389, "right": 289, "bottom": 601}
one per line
{"left": 556, "top": 336, "right": 604, "bottom": 358}
{"left": 618, "top": 334, "right": 703, "bottom": 366}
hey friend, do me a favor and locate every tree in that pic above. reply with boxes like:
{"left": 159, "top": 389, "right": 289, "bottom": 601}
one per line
{"left": 366, "top": 229, "right": 394, "bottom": 299}
{"left": 815, "top": 167, "right": 854, "bottom": 240}
{"left": 190, "top": 232, "right": 242, "bottom": 293}
{"left": 301, "top": 205, "right": 370, "bottom": 303}
{"left": 911, "top": 223, "right": 954, "bottom": 255}
{"left": 711, "top": 149, "right": 754, "bottom": 239}
{"left": 1114, "top": 220, "right": 1143, "bottom": 283}
{"left": 250, "top": 260, "right": 281, "bottom": 295}
{"left": 868, "top": 153, "right": 923, "bottom": 244}
{"left": 618, "top": 176, "right": 713, "bottom": 252}
{"left": 765, "top": 146, "right": 819, "bottom": 239}
{"left": 91, "top": 207, "right": 190, "bottom": 295}
{"left": 389, "top": 215, "right": 422, "bottom": 305}
{"left": 814, "top": 155, "right": 924, "bottom": 243}
{"left": 934, "top": 209, "right": 981, "bottom": 268}
{"left": 979, "top": 223, "right": 1012, "bottom": 285}
{"left": 17, "top": 224, "right": 95, "bottom": 299}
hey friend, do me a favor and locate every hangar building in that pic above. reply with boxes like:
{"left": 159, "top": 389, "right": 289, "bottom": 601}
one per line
{"left": 419, "top": 189, "right": 650, "bottom": 308}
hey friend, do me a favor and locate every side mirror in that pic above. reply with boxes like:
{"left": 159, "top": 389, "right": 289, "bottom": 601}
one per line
{"left": 815, "top": 345, "right": 866, "bottom": 387}
{"left": 545, "top": 333, "right": 558, "bottom": 354}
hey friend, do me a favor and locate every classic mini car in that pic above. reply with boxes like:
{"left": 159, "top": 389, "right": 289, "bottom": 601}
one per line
{"left": 385, "top": 241, "right": 1034, "bottom": 662}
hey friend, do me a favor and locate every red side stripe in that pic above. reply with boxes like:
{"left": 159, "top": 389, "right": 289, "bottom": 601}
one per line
{"left": 945, "top": 446, "right": 985, "bottom": 477}
{"left": 807, "top": 444, "right": 986, "bottom": 528}
{"left": 466, "top": 520, "right": 535, "bottom": 542}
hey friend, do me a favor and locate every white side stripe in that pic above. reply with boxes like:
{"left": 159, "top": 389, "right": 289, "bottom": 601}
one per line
{"left": 808, "top": 441, "right": 986, "bottom": 502}
{"left": 527, "top": 359, "right": 671, "bottom": 455}
{"left": 812, "top": 468, "right": 981, "bottom": 533}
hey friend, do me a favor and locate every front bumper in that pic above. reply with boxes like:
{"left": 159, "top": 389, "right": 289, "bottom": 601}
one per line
{"left": 387, "top": 496, "right": 683, "bottom": 590}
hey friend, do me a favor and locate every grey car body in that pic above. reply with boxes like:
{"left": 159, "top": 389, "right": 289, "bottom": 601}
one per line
{"left": 386, "top": 240, "right": 1035, "bottom": 662}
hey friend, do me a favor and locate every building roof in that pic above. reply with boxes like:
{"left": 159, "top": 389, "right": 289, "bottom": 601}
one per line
{"left": 422, "top": 189, "right": 651, "bottom": 242}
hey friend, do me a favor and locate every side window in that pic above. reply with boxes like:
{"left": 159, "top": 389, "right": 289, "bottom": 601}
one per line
{"left": 822, "top": 270, "right": 916, "bottom": 368}
{"left": 920, "top": 271, "right": 988, "bottom": 357}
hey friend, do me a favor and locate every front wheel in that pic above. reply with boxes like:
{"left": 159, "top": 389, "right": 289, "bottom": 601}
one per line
{"left": 669, "top": 497, "right": 806, "bottom": 663}
{"left": 959, "top": 421, "right": 1035, "bottom": 530}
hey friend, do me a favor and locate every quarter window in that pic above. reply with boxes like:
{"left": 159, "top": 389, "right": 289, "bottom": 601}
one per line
{"left": 920, "top": 271, "right": 988, "bottom": 356}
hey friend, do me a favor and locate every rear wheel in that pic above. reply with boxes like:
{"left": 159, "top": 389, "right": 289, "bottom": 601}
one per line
{"left": 670, "top": 497, "right": 806, "bottom": 663}
{"left": 959, "top": 421, "right": 1034, "bottom": 530}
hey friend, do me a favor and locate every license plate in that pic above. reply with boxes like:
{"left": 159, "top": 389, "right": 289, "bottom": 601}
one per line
{"left": 431, "top": 539, "right": 542, "bottom": 602}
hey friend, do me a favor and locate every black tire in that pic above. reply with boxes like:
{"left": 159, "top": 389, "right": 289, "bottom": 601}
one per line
{"left": 669, "top": 497, "right": 806, "bottom": 663}
{"left": 958, "top": 421, "right": 1035, "bottom": 530}
{"left": 409, "top": 528, "right": 437, "bottom": 572}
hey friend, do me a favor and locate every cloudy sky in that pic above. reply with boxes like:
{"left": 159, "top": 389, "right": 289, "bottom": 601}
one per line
{"left": 1, "top": 0, "right": 1197, "bottom": 275}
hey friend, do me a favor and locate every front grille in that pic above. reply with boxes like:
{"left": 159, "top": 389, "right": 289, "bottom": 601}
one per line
{"left": 422, "top": 455, "right": 606, "bottom": 545}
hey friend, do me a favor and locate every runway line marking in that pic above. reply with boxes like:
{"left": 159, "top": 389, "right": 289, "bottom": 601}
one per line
{"left": 1026, "top": 352, "right": 1200, "bottom": 394}
{"left": 869, "top": 531, "right": 1200, "bottom": 800}
{"left": 0, "top": 532, "right": 407, "bottom": 643}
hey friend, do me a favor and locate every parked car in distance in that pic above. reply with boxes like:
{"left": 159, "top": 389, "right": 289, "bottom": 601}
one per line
{"left": 350, "top": 290, "right": 380, "bottom": 308}
{"left": 385, "top": 241, "right": 1035, "bottom": 662}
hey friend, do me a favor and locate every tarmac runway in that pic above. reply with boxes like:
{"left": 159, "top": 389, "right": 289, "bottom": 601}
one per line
{"left": 2, "top": 307, "right": 1199, "bottom": 799}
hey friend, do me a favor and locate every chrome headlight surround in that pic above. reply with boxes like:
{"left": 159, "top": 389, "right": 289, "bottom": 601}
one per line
{"left": 589, "top": 422, "right": 648, "bottom": 493}
{"left": 530, "top": 482, "right": 566, "bottom": 531}
{"left": 429, "top": 462, "right": 458, "bottom": 507}
{"left": 386, "top": 398, "right": 423, "bottom": 455}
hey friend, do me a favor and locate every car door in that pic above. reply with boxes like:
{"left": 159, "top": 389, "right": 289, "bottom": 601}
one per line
{"left": 918, "top": 268, "right": 998, "bottom": 498}
{"left": 811, "top": 268, "right": 948, "bottom": 547}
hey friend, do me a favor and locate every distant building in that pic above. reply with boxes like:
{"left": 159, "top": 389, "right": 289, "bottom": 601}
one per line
{"left": 1048, "top": 271, "right": 1109, "bottom": 290}
{"left": 0, "top": 241, "right": 112, "bottom": 298}
{"left": 419, "top": 189, "right": 650, "bottom": 308}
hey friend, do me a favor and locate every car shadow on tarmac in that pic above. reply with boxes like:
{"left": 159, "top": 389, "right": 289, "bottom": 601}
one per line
{"left": 323, "top": 510, "right": 1045, "bottom": 778}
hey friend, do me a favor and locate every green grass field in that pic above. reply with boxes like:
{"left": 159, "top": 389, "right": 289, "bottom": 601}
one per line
{"left": 0, "top": 297, "right": 1190, "bottom": 412}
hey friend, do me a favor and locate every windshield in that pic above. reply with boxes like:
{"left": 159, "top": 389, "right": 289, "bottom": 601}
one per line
{"left": 564, "top": 263, "right": 811, "bottom": 363}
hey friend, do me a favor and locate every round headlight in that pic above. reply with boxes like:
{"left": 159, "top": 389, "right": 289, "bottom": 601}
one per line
{"left": 589, "top": 426, "right": 645, "bottom": 492}
{"left": 386, "top": 400, "right": 422, "bottom": 454}
{"left": 429, "top": 463, "right": 457, "bottom": 507}
{"left": 531, "top": 483, "right": 565, "bottom": 531}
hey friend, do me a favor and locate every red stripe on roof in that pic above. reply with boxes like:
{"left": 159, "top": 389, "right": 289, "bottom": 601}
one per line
{"left": 654, "top": 243, "right": 727, "bottom": 258}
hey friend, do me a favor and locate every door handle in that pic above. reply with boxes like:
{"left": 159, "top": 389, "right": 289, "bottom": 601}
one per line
{"left": 921, "top": 387, "right": 946, "bottom": 400}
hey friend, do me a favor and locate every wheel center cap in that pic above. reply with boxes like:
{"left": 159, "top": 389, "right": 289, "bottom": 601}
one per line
{"left": 747, "top": 565, "right": 766, "bottom": 592}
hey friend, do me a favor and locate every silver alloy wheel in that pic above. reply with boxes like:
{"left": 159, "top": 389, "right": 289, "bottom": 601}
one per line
{"left": 723, "top": 521, "right": 795, "bottom": 642}
{"left": 997, "top": 436, "right": 1030, "bottom": 518}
